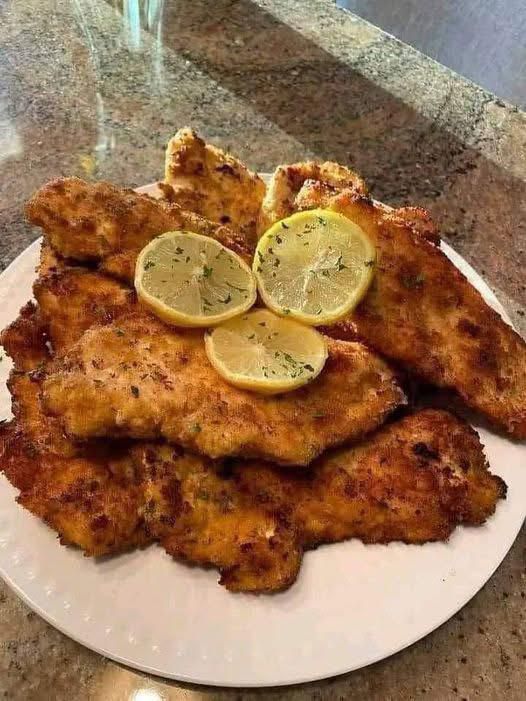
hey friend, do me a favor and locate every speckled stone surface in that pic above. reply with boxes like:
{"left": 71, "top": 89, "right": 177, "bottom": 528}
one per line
{"left": 0, "top": 0, "right": 524, "bottom": 698}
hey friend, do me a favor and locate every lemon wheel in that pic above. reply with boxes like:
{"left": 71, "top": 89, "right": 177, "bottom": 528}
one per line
{"left": 135, "top": 231, "right": 257, "bottom": 327}
{"left": 205, "top": 309, "right": 328, "bottom": 394}
{"left": 254, "top": 209, "right": 376, "bottom": 325}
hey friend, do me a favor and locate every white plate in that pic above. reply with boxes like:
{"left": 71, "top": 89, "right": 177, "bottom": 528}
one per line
{"left": 0, "top": 185, "right": 524, "bottom": 687}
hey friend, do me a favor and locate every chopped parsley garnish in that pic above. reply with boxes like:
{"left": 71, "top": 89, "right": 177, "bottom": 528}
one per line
{"left": 202, "top": 265, "right": 213, "bottom": 278}
{"left": 114, "top": 328, "right": 125, "bottom": 337}
{"left": 130, "top": 385, "right": 140, "bottom": 398}
{"left": 336, "top": 254, "right": 348, "bottom": 271}
{"left": 317, "top": 216, "right": 327, "bottom": 226}
{"left": 282, "top": 308, "right": 291, "bottom": 315}
{"left": 281, "top": 222, "right": 289, "bottom": 230}
{"left": 304, "top": 364, "right": 314, "bottom": 372}
{"left": 190, "top": 422, "right": 202, "bottom": 434}
{"left": 275, "top": 235, "right": 283, "bottom": 244}
{"left": 248, "top": 333, "right": 256, "bottom": 340}
{"left": 222, "top": 293, "right": 232, "bottom": 304}
{"left": 175, "top": 246, "right": 184, "bottom": 254}
{"left": 258, "top": 322, "right": 267, "bottom": 327}
{"left": 364, "top": 259, "right": 375, "bottom": 267}
{"left": 313, "top": 411, "right": 325, "bottom": 419}
{"left": 144, "top": 260, "right": 155, "bottom": 270}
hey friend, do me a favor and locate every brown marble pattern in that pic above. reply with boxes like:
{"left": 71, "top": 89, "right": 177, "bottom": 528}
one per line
{"left": 0, "top": 0, "right": 524, "bottom": 698}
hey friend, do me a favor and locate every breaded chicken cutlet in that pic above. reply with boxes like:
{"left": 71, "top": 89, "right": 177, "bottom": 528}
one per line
{"left": 25, "top": 177, "right": 252, "bottom": 284}
{"left": 0, "top": 260, "right": 505, "bottom": 592}
{"left": 164, "top": 127, "right": 266, "bottom": 246}
{"left": 262, "top": 166, "right": 526, "bottom": 438}
{"left": 41, "top": 303, "right": 405, "bottom": 466}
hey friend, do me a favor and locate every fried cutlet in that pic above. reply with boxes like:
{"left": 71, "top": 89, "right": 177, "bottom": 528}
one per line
{"left": 42, "top": 309, "right": 405, "bottom": 465}
{"left": 260, "top": 162, "right": 440, "bottom": 244}
{"left": 131, "top": 409, "right": 506, "bottom": 591}
{"left": 164, "top": 127, "right": 266, "bottom": 246}
{"left": 25, "top": 177, "right": 251, "bottom": 283}
{"left": 266, "top": 182, "right": 526, "bottom": 439}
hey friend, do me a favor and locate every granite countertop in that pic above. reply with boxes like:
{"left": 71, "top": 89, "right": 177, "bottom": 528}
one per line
{"left": 0, "top": 0, "right": 524, "bottom": 698}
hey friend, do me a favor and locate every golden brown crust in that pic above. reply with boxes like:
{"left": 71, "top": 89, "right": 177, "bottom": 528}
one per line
{"left": 293, "top": 187, "right": 526, "bottom": 439}
{"left": 42, "top": 309, "right": 405, "bottom": 465}
{"left": 164, "top": 127, "right": 266, "bottom": 247}
{"left": 26, "top": 177, "right": 252, "bottom": 282}
{"left": 34, "top": 267, "right": 132, "bottom": 354}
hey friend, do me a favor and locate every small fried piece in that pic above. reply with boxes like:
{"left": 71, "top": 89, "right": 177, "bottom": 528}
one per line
{"left": 0, "top": 302, "right": 48, "bottom": 371}
{"left": 293, "top": 186, "right": 526, "bottom": 439}
{"left": 26, "top": 177, "right": 251, "bottom": 283}
{"left": 165, "top": 127, "right": 265, "bottom": 246}
{"left": 259, "top": 161, "right": 368, "bottom": 234}
{"left": 42, "top": 311, "right": 405, "bottom": 465}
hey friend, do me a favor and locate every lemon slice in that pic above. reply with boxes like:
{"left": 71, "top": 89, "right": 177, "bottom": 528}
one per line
{"left": 135, "top": 231, "right": 257, "bottom": 327}
{"left": 254, "top": 209, "right": 376, "bottom": 325}
{"left": 205, "top": 309, "right": 328, "bottom": 394}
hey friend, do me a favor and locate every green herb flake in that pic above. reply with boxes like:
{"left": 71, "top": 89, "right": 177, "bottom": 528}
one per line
{"left": 203, "top": 265, "right": 213, "bottom": 278}
{"left": 175, "top": 246, "right": 184, "bottom": 254}
{"left": 222, "top": 293, "right": 232, "bottom": 304}
{"left": 114, "top": 328, "right": 125, "bottom": 337}
{"left": 281, "top": 222, "right": 289, "bottom": 230}
{"left": 130, "top": 385, "right": 140, "bottom": 398}
{"left": 313, "top": 411, "right": 325, "bottom": 419}
{"left": 190, "top": 422, "right": 202, "bottom": 434}
{"left": 144, "top": 260, "right": 155, "bottom": 270}
{"left": 336, "top": 254, "right": 348, "bottom": 271}
{"left": 304, "top": 363, "right": 314, "bottom": 372}
{"left": 364, "top": 259, "right": 375, "bottom": 267}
